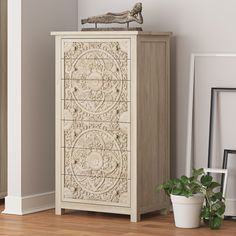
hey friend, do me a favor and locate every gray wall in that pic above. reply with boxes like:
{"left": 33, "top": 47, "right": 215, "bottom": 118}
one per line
{"left": 78, "top": 0, "right": 236, "bottom": 177}
{"left": 21, "top": 0, "right": 78, "bottom": 196}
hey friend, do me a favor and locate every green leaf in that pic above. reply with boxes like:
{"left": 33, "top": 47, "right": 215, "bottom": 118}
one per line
{"left": 201, "top": 206, "right": 210, "bottom": 219}
{"left": 180, "top": 176, "right": 189, "bottom": 184}
{"left": 216, "top": 205, "right": 225, "bottom": 216}
{"left": 201, "top": 175, "right": 213, "bottom": 187}
{"left": 209, "top": 182, "right": 221, "bottom": 190}
{"left": 213, "top": 192, "right": 224, "bottom": 201}
{"left": 209, "top": 216, "right": 222, "bottom": 230}
{"left": 212, "top": 201, "right": 225, "bottom": 212}
{"left": 171, "top": 188, "right": 182, "bottom": 195}
{"left": 189, "top": 176, "right": 194, "bottom": 181}
{"left": 192, "top": 168, "right": 204, "bottom": 178}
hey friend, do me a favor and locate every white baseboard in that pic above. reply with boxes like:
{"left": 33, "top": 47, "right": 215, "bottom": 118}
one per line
{"left": 2, "top": 196, "right": 22, "bottom": 215}
{"left": 2, "top": 191, "right": 55, "bottom": 215}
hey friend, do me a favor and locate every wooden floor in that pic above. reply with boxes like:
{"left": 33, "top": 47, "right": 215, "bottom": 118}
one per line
{"left": 0, "top": 201, "right": 236, "bottom": 236}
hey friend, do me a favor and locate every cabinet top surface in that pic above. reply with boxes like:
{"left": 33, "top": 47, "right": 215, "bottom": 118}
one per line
{"left": 51, "top": 31, "right": 172, "bottom": 36}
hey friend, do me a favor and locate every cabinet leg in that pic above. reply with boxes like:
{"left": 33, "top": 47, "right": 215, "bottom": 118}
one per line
{"left": 55, "top": 207, "right": 65, "bottom": 215}
{"left": 130, "top": 213, "right": 141, "bottom": 222}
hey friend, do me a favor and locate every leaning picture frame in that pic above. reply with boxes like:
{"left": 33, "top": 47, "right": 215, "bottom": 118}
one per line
{"left": 185, "top": 53, "right": 236, "bottom": 176}
{"left": 207, "top": 88, "right": 236, "bottom": 168}
{"left": 204, "top": 168, "right": 228, "bottom": 198}
{"left": 222, "top": 149, "right": 236, "bottom": 169}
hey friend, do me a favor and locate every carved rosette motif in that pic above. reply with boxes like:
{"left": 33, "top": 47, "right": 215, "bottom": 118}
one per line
{"left": 64, "top": 121, "right": 130, "bottom": 151}
{"left": 63, "top": 125, "right": 130, "bottom": 205}
{"left": 62, "top": 40, "right": 130, "bottom": 205}
{"left": 63, "top": 41, "right": 129, "bottom": 115}
{"left": 64, "top": 148, "right": 129, "bottom": 179}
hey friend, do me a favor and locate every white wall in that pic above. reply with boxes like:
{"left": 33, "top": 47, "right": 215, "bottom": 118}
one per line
{"left": 21, "top": 0, "right": 78, "bottom": 196}
{"left": 4, "top": 0, "right": 78, "bottom": 215}
{"left": 78, "top": 0, "right": 236, "bottom": 177}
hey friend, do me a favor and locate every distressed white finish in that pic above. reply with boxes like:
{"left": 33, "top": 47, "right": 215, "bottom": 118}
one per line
{"left": 52, "top": 31, "right": 171, "bottom": 221}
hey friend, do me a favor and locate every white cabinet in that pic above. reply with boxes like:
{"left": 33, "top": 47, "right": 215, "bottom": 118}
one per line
{"left": 52, "top": 31, "right": 171, "bottom": 222}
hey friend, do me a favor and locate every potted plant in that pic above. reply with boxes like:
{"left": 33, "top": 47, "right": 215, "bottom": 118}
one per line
{"left": 158, "top": 168, "right": 225, "bottom": 229}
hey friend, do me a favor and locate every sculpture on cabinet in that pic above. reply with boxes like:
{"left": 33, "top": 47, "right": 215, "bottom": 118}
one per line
{"left": 81, "top": 2, "right": 143, "bottom": 31}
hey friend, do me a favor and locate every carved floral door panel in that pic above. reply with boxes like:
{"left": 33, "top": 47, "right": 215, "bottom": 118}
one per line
{"left": 60, "top": 38, "right": 131, "bottom": 206}
{"left": 62, "top": 121, "right": 131, "bottom": 151}
{"left": 62, "top": 174, "right": 130, "bottom": 207}
{"left": 62, "top": 148, "right": 130, "bottom": 179}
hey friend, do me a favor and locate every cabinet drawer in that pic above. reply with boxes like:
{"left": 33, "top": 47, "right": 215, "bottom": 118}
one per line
{"left": 62, "top": 79, "right": 130, "bottom": 102}
{"left": 62, "top": 100, "right": 130, "bottom": 123}
{"left": 62, "top": 121, "right": 131, "bottom": 152}
{"left": 62, "top": 58, "right": 130, "bottom": 81}
{"left": 62, "top": 174, "right": 130, "bottom": 207}
{"left": 63, "top": 39, "right": 130, "bottom": 60}
{"left": 62, "top": 148, "right": 130, "bottom": 179}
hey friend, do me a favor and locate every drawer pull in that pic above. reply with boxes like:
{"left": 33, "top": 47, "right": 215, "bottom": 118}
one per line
{"left": 116, "top": 110, "right": 119, "bottom": 114}
{"left": 74, "top": 108, "right": 78, "bottom": 113}
{"left": 116, "top": 135, "right": 120, "bottom": 139}
{"left": 74, "top": 87, "right": 78, "bottom": 92}
{"left": 116, "top": 45, "right": 120, "bottom": 51}
{"left": 116, "top": 68, "right": 119, "bottom": 72}
{"left": 116, "top": 89, "right": 120, "bottom": 93}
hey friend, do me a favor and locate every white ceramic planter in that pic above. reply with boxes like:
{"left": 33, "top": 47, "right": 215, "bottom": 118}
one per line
{"left": 171, "top": 194, "right": 204, "bottom": 228}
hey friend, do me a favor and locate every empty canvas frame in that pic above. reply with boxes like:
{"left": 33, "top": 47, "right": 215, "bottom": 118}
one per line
{"left": 186, "top": 54, "right": 236, "bottom": 216}
{"left": 186, "top": 53, "right": 236, "bottom": 175}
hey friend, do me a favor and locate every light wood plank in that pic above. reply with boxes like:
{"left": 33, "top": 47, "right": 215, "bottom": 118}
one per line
{"left": 0, "top": 201, "right": 235, "bottom": 236}
{"left": 51, "top": 31, "right": 172, "bottom": 36}
{"left": 137, "top": 35, "right": 170, "bottom": 213}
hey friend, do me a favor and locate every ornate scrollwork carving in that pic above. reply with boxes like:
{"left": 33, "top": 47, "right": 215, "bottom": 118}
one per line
{"left": 63, "top": 122, "right": 130, "bottom": 151}
{"left": 64, "top": 175, "right": 129, "bottom": 205}
{"left": 64, "top": 41, "right": 129, "bottom": 60}
{"left": 63, "top": 101, "right": 130, "bottom": 123}
{"left": 61, "top": 40, "right": 131, "bottom": 206}
{"left": 63, "top": 125, "right": 130, "bottom": 205}
{"left": 63, "top": 41, "right": 129, "bottom": 115}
